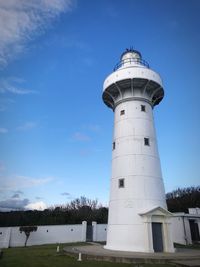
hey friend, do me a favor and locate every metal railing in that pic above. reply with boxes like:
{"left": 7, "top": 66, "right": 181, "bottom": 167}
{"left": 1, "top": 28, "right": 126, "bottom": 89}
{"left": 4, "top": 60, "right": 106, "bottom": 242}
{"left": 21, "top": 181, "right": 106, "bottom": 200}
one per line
{"left": 114, "top": 57, "right": 149, "bottom": 71}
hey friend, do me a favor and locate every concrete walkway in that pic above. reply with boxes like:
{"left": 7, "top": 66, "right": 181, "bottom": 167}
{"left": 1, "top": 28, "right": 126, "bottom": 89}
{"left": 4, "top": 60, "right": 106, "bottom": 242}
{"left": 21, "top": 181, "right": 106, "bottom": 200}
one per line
{"left": 63, "top": 243, "right": 200, "bottom": 266}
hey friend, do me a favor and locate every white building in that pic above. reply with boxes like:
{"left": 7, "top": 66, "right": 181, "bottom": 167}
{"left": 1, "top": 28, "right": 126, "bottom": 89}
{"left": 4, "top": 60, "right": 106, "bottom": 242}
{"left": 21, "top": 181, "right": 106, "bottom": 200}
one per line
{"left": 102, "top": 49, "right": 174, "bottom": 253}
{"left": 171, "top": 208, "right": 200, "bottom": 245}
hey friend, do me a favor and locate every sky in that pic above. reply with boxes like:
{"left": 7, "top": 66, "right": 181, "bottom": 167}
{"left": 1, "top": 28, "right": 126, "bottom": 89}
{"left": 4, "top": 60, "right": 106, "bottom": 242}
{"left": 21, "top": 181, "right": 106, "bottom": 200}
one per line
{"left": 0, "top": 0, "right": 199, "bottom": 211}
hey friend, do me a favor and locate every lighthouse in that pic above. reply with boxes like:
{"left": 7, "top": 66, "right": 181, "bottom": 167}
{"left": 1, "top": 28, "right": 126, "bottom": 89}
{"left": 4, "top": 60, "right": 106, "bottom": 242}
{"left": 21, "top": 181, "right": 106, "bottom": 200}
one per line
{"left": 102, "top": 49, "right": 174, "bottom": 253}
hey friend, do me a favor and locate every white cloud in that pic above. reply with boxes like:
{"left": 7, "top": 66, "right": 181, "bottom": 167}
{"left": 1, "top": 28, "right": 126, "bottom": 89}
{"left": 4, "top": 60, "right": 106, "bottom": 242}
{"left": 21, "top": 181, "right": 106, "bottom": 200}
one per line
{"left": 25, "top": 201, "right": 47, "bottom": 211}
{"left": 0, "top": 128, "right": 8, "bottom": 133}
{"left": 0, "top": 77, "right": 36, "bottom": 95}
{"left": 17, "top": 121, "right": 37, "bottom": 131}
{"left": 0, "top": 0, "right": 75, "bottom": 66}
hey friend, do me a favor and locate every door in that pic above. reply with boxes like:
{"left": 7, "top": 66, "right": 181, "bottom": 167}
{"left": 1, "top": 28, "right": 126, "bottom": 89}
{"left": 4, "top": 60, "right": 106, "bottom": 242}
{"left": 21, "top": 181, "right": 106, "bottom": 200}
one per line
{"left": 152, "top": 222, "right": 163, "bottom": 252}
{"left": 86, "top": 225, "right": 93, "bottom": 242}
{"left": 189, "top": 220, "right": 200, "bottom": 243}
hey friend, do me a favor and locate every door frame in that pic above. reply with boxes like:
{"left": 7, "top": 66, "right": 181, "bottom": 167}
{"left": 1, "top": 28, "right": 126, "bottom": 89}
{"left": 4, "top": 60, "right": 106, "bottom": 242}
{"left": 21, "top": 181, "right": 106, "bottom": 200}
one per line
{"left": 139, "top": 206, "right": 175, "bottom": 253}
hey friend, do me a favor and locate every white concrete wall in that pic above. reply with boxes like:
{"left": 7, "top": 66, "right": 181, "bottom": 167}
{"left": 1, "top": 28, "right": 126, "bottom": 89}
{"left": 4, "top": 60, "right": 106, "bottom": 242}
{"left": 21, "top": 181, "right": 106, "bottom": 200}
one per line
{"left": 92, "top": 222, "right": 107, "bottom": 242}
{"left": 171, "top": 216, "right": 186, "bottom": 245}
{"left": 1, "top": 217, "right": 199, "bottom": 248}
{"left": 96, "top": 224, "right": 107, "bottom": 242}
{"left": 170, "top": 214, "right": 200, "bottom": 245}
{"left": 0, "top": 227, "right": 11, "bottom": 248}
{"left": 0, "top": 222, "right": 86, "bottom": 248}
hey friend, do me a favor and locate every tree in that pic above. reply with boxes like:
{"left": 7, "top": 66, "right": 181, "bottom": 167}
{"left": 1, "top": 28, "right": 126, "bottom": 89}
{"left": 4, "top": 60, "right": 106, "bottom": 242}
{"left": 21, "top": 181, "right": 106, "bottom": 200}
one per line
{"left": 166, "top": 186, "right": 200, "bottom": 212}
{"left": 19, "top": 226, "right": 38, "bottom": 247}
{"left": 0, "top": 196, "right": 108, "bottom": 226}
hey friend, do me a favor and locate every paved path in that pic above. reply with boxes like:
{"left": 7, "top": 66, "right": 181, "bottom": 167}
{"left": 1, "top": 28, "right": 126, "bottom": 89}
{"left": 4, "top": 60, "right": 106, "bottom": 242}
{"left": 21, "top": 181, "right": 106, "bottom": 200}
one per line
{"left": 63, "top": 243, "right": 200, "bottom": 266}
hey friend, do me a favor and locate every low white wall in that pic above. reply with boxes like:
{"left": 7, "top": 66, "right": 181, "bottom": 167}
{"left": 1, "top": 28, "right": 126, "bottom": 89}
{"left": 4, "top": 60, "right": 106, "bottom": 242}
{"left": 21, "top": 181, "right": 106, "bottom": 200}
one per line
{"left": 170, "top": 214, "right": 200, "bottom": 245}
{"left": 0, "top": 222, "right": 87, "bottom": 248}
{"left": 171, "top": 216, "right": 186, "bottom": 245}
{"left": 96, "top": 224, "right": 107, "bottom": 242}
{"left": 2, "top": 215, "right": 198, "bottom": 249}
{"left": 0, "top": 227, "right": 11, "bottom": 248}
{"left": 10, "top": 225, "right": 83, "bottom": 247}
{"left": 92, "top": 222, "right": 107, "bottom": 242}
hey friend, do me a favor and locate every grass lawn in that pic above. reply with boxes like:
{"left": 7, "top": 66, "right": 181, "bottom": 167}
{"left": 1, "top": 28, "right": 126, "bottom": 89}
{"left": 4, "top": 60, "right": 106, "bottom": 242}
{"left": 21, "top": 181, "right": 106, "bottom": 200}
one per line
{"left": 0, "top": 243, "right": 175, "bottom": 267}
{"left": 174, "top": 242, "right": 200, "bottom": 250}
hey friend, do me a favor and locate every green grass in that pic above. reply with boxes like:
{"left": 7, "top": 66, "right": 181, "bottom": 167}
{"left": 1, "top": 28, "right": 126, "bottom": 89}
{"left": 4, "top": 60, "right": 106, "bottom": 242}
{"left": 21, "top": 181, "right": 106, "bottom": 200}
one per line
{"left": 174, "top": 242, "right": 200, "bottom": 250}
{"left": 0, "top": 243, "right": 174, "bottom": 267}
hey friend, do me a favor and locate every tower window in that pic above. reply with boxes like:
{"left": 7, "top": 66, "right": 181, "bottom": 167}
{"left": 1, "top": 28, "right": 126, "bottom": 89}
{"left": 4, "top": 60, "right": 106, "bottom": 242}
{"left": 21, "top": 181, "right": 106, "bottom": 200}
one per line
{"left": 141, "top": 105, "right": 146, "bottom": 112}
{"left": 144, "top": 137, "right": 150, "bottom": 146}
{"left": 112, "top": 142, "right": 115, "bottom": 150}
{"left": 120, "top": 110, "right": 125, "bottom": 115}
{"left": 119, "top": 178, "right": 125, "bottom": 188}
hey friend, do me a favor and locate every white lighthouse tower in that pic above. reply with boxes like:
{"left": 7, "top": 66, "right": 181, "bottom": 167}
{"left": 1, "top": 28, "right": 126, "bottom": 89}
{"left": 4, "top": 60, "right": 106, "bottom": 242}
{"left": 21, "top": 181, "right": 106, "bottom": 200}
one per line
{"left": 103, "top": 49, "right": 174, "bottom": 253}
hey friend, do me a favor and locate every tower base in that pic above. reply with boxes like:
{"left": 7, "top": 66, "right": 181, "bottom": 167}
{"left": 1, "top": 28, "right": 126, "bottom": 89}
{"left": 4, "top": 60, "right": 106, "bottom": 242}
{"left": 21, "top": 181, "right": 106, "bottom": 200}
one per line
{"left": 105, "top": 207, "right": 175, "bottom": 253}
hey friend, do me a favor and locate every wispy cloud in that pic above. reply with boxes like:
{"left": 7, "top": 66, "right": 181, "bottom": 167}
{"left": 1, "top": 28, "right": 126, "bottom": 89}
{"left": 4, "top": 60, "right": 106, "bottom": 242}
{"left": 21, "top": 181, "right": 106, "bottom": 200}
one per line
{"left": 87, "top": 124, "right": 101, "bottom": 132}
{"left": 61, "top": 192, "right": 70, "bottom": 196}
{"left": 0, "top": 128, "right": 8, "bottom": 134}
{"left": 72, "top": 132, "right": 91, "bottom": 142}
{"left": 13, "top": 190, "right": 23, "bottom": 195}
{"left": 0, "top": 175, "right": 53, "bottom": 192}
{"left": 35, "top": 196, "right": 43, "bottom": 200}
{"left": 0, "top": 0, "right": 75, "bottom": 66}
{"left": 0, "top": 77, "right": 36, "bottom": 95}
{"left": 16, "top": 121, "right": 37, "bottom": 131}
{"left": 61, "top": 192, "right": 73, "bottom": 200}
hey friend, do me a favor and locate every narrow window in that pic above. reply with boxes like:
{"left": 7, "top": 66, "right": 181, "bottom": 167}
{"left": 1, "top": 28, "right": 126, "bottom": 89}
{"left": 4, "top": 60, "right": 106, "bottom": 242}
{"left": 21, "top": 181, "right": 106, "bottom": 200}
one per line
{"left": 144, "top": 137, "right": 150, "bottom": 146}
{"left": 112, "top": 142, "right": 115, "bottom": 150}
{"left": 120, "top": 110, "right": 125, "bottom": 115}
{"left": 119, "top": 178, "right": 125, "bottom": 188}
{"left": 141, "top": 105, "right": 146, "bottom": 112}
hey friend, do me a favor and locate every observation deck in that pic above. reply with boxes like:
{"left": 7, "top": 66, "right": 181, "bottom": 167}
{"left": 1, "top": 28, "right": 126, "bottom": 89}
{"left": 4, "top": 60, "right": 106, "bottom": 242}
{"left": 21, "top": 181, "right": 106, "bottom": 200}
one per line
{"left": 102, "top": 49, "right": 164, "bottom": 110}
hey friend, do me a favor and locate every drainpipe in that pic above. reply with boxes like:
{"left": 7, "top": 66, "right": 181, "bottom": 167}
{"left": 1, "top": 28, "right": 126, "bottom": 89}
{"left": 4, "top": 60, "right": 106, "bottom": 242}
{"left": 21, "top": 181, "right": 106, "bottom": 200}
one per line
{"left": 182, "top": 216, "right": 188, "bottom": 245}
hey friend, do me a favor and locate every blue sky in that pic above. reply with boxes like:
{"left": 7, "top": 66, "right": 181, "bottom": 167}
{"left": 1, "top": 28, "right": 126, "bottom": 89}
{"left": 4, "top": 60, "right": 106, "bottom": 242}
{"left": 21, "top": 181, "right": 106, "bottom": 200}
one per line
{"left": 0, "top": 0, "right": 199, "bottom": 211}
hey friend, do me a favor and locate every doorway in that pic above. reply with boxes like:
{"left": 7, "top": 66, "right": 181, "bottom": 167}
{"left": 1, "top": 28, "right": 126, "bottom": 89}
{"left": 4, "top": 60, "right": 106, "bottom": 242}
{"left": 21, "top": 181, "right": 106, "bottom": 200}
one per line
{"left": 86, "top": 224, "right": 93, "bottom": 242}
{"left": 152, "top": 222, "right": 163, "bottom": 252}
{"left": 189, "top": 220, "right": 200, "bottom": 243}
